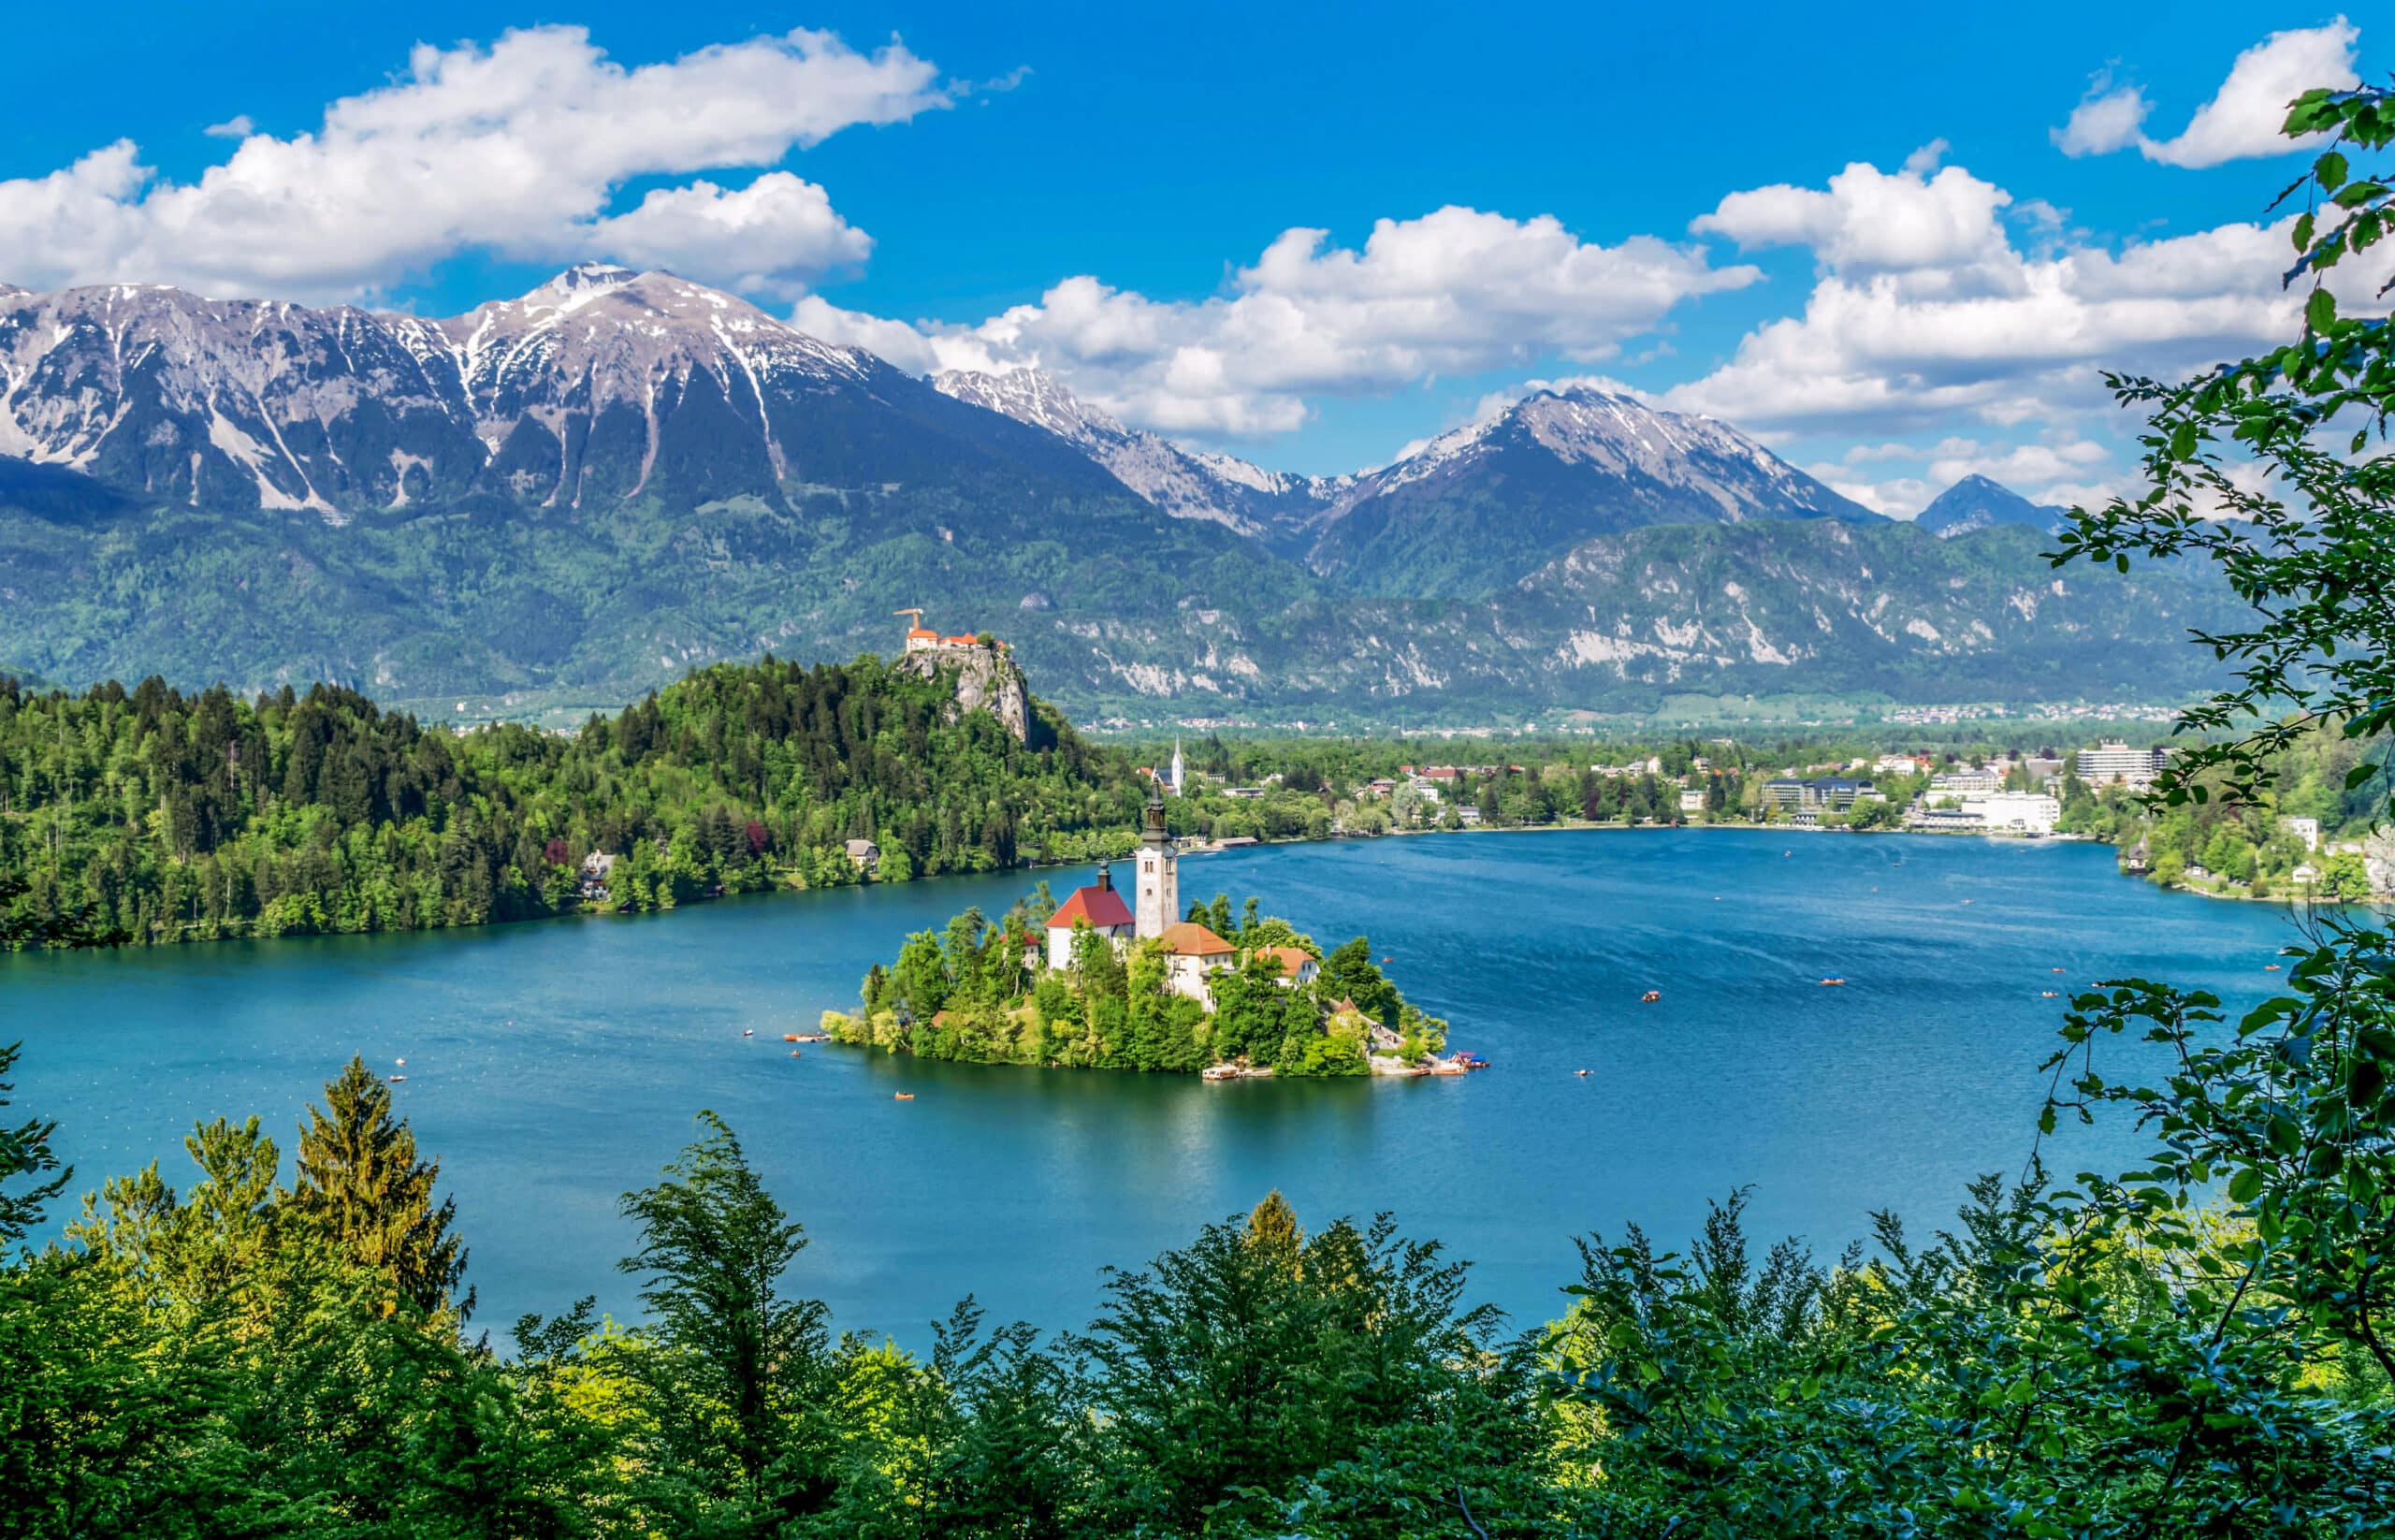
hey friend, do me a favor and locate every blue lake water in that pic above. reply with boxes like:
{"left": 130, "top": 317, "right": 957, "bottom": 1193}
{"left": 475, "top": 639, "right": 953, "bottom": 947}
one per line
{"left": 1, "top": 829, "right": 2309, "bottom": 1344}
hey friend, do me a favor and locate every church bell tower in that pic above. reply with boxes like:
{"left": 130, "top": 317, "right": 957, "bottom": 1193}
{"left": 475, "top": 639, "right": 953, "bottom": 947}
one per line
{"left": 1135, "top": 776, "right": 1178, "bottom": 939}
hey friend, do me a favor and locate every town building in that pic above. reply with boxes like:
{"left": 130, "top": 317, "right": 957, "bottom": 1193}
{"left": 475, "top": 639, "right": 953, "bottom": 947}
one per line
{"left": 1962, "top": 791, "right": 2061, "bottom": 835}
{"left": 1929, "top": 768, "right": 2003, "bottom": 796}
{"left": 1043, "top": 862, "right": 1136, "bottom": 969}
{"left": 843, "top": 838, "right": 880, "bottom": 873}
{"left": 1678, "top": 789, "right": 1707, "bottom": 814}
{"left": 2075, "top": 741, "right": 2170, "bottom": 787}
{"left": 2286, "top": 816, "right": 2320, "bottom": 851}
{"left": 1159, "top": 921, "right": 1238, "bottom": 1004}
{"left": 1764, "top": 777, "right": 1878, "bottom": 813}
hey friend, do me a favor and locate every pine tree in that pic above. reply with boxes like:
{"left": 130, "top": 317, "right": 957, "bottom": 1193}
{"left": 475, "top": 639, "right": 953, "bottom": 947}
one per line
{"left": 1245, "top": 1190, "right": 1303, "bottom": 1273}
{"left": 289, "top": 1056, "right": 469, "bottom": 1316}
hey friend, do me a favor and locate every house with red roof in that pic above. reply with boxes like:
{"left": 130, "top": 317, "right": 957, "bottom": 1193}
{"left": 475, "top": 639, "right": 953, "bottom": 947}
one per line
{"left": 1158, "top": 920, "right": 1238, "bottom": 1006}
{"left": 1043, "top": 862, "right": 1136, "bottom": 969}
{"left": 1254, "top": 946, "right": 1319, "bottom": 989}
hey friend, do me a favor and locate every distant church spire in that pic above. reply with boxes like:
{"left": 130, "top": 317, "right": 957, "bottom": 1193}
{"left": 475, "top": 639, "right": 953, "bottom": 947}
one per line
{"left": 1168, "top": 736, "right": 1184, "bottom": 795}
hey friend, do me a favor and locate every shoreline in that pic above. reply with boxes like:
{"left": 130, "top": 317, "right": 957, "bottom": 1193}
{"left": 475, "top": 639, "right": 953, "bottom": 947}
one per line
{"left": 11, "top": 814, "right": 2362, "bottom": 960}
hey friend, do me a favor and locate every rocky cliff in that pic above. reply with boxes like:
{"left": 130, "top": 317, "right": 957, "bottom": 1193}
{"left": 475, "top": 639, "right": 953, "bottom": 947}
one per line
{"left": 895, "top": 646, "right": 1034, "bottom": 744}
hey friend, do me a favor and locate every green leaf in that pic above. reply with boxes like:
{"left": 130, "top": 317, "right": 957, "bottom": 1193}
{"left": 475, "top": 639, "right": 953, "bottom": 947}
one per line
{"left": 2316, "top": 150, "right": 2349, "bottom": 193}
{"left": 2307, "top": 287, "right": 2339, "bottom": 331}
{"left": 2228, "top": 1167, "right": 2262, "bottom": 1203}
{"left": 2293, "top": 211, "right": 2316, "bottom": 251}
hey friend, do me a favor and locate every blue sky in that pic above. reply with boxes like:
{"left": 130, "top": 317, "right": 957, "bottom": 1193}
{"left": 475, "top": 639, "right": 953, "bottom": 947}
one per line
{"left": 0, "top": 3, "right": 2362, "bottom": 505}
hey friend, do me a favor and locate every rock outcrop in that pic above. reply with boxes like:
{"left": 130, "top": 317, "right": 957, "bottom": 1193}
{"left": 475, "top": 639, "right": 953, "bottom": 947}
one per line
{"left": 895, "top": 646, "right": 1033, "bottom": 744}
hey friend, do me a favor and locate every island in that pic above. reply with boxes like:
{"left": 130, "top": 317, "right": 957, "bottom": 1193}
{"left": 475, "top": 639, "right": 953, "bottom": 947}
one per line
{"left": 823, "top": 779, "right": 1466, "bottom": 1078}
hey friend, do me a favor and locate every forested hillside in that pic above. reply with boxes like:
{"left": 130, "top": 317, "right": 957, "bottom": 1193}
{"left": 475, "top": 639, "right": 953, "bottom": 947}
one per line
{"left": 0, "top": 654, "right": 1143, "bottom": 948}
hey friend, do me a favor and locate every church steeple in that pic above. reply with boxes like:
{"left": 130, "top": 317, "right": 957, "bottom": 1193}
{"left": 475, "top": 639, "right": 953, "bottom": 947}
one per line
{"left": 1134, "top": 774, "right": 1177, "bottom": 938}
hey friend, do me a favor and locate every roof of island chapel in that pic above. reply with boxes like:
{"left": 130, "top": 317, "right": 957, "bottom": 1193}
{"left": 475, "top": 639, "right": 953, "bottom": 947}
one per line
{"left": 1046, "top": 863, "right": 1136, "bottom": 931}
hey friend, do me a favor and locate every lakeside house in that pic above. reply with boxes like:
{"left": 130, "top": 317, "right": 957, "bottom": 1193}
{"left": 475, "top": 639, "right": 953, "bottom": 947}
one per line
{"left": 1159, "top": 921, "right": 1238, "bottom": 1004}
{"left": 1255, "top": 946, "right": 1320, "bottom": 989}
{"left": 844, "top": 838, "right": 880, "bottom": 874}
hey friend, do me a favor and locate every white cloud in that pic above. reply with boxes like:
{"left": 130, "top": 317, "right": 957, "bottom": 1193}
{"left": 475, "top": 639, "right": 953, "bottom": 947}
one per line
{"left": 0, "top": 25, "right": 946, "bottom": 301}
{"left": 591, "top": 173, "right": 871, "bottom": 300}
{"left": 1692, "top": 157, "right": 2014, "bottom": 289}
{"left": 1664, "top": 141, "right": 2363, "bottom": 440}
{"left": 201, "top": 114, "right": 254, "bottom": 139}
{"left": 803, "top": 206, "right": 1755, "bottom": 436}
{"left": 2054, "top": 20, "right": 2360, "bottom": 167}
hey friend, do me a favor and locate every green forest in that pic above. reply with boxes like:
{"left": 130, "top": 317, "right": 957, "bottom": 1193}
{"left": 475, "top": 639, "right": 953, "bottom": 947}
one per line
{"left": 0, "top": 652, "right": 1150, "bottom": 949}
{"left": 829, "top": 883, "right": 1446, "bottom": 1076}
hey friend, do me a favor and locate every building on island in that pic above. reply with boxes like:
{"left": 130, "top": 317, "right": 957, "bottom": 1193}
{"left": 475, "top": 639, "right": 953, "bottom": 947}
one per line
{"left": 1159, "top": 921, "right": 1238, "bottom": 1004}
{"left": 1255, "top": 946, "right": 1320, "bottom": 989}
{"left": 2075, "top": 741, "right": 2170, "bottom": 787}
{"left": 1043, "top": 862, "right": 1135, "bottom": 968}
{"left": 1134, "top": 777, "right": 1179, "bottom": 940}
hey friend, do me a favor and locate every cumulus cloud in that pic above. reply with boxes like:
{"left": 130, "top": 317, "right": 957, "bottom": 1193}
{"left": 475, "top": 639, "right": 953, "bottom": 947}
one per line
{"left": 0, "top": 25, "right": 945, "bottom": 301}
{"left": 804, "top": 206, "right": 1755, "bottom": 436}
{"left": 1662, "top": 144, "right": 2367, "bottom": 439}
{"left": 1692, "top": 156, "right": 2015, "bottom": 290}
{"left": 201, "top": 114, "right": 254, "bottom": 139}
{"left": 2054, "top": 19, "right": 2359, "bottom": 167}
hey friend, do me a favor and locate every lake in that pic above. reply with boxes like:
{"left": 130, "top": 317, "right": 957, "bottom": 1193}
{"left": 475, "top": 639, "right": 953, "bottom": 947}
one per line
{"left": 1, "top": 829, "right": 2307, "bottom": 1344}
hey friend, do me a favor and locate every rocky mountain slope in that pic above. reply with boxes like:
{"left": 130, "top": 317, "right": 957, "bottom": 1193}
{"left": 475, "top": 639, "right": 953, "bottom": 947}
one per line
{"left": 943, "top": 370, "right": 1875, "bottom": 595}
{"left": 933, "top": 367, "right": 1340, "bottom": 545}
{"left": 0, "top": 264, "right": 1132, "bottom": 516}
{"left": 1914, "top": 473, "right": 2068, "bottom": 538}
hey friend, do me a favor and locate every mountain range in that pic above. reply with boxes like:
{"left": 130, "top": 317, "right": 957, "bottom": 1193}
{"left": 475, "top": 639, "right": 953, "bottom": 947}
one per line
{"left": 0, "top": 265, "right": 2229, "bottom": 722}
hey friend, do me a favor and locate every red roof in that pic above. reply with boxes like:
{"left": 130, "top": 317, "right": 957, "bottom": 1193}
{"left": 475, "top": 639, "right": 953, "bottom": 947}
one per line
{"left": 907, "top": 627, "right": 937, "bottom": 640}
{"left": 1256, "top": 946, "right": 1314, "bottom": 977}
{"left": 1159, "top": 921, "right": 1236, "bottom": 956}
{"left": 1048, "top": 885, "right": 1134, "bottom": 931}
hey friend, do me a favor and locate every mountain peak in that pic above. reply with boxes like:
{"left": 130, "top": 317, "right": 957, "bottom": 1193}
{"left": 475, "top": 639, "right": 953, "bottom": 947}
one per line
{"left": 1915, "top": 474, "right": 2064, "bottom": 539}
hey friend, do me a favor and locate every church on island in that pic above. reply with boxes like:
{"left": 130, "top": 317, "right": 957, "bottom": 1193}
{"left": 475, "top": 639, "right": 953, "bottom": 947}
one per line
{"left": 1042, "top": 779, "right": 1241, "bottom": 1007}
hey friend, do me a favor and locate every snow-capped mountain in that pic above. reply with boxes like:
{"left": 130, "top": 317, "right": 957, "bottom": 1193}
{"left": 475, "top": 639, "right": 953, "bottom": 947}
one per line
{"left": 932, "top": 373, "right": 1873, "bottom": 592}
{"left": 933, "top": 367, "right": 1341, "bottom": 542}
{"left": 1914, "top": 473, "right": 2067, "bottom": 538}
{"left": 1300, "top": 386, "right": 1875, "bottom": 595}
{"left": 0, "top": 265, "right": 1121, "bottom": 517}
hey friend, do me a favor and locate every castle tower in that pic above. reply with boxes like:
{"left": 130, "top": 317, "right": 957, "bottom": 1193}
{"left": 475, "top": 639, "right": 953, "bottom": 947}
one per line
{"left": 1135, "top": 776, "right": 1178, "bottom": 939}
